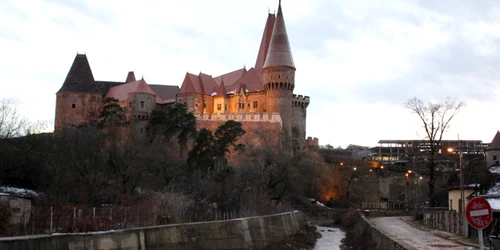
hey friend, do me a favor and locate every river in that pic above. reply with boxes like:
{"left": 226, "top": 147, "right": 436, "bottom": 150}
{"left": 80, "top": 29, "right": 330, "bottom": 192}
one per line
{"left": 313, "top": 226, "right": 345, "bottom": 250}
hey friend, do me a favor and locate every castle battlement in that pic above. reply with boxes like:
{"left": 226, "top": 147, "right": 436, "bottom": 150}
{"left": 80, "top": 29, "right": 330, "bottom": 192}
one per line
{"left": 193, "top": 112, "right": 283, "bottom": 127}
{"left": 292, "top": 94, "right": 310, "bottom": 107}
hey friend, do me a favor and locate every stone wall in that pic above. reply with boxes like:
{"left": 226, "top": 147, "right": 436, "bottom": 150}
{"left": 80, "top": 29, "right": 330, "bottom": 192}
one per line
{"left": 423, "top": 210, "right": 465, "bottom": 236}
{"left": 55, "top": 92, "right": 102, "bottom": 131}
{"left": 196, "top": 119, "right": 282, "bottom": 165}
{"left": 0, "top": 211, "right": 306, "bottom": 250}
{"left": 361, "top": 216, "right": 416, "bottom": 250}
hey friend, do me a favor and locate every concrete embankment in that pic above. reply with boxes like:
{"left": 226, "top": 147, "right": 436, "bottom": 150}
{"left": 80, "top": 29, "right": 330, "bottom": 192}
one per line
{"left": 0, "top": 211, "right": 306, "bottom": 250}
{"left": 361, "top": 216, "right": 416, "bottom": 250}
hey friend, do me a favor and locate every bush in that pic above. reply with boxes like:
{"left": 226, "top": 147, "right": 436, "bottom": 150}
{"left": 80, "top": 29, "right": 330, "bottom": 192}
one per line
{"left": 0, "top": 200, "right": 12, "bottom": 235}
{"left": 158, "top": 192, "right": 194, "bottom": 223}
{"left": 239, "top": 188, "right": 292, "bottom": 217}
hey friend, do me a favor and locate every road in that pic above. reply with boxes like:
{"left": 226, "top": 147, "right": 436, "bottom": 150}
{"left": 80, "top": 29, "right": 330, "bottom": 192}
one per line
{"left": 369, "top": 216, "right": 476, "bottom": 250}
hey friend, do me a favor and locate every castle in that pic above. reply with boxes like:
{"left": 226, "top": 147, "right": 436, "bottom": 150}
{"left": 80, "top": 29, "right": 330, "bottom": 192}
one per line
{"left": 54, "top": 1, "right": 317, "bottom": 154}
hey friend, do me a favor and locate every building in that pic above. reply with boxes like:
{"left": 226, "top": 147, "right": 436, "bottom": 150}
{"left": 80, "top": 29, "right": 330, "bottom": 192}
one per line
{"left": 485, "top": 131, "right": 500, "bottom": 168}
{"left": 54, "top": 1, "right": 312, "bottom": 154}
{"left": 447, "top": 185, "right": 476, "bottom": 212}
{"left": 369, "top": 139, "right": 487, "bottom": 163}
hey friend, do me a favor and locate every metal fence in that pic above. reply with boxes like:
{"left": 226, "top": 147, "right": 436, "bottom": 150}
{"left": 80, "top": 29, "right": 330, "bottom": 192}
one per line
{"left": 7, "top": 205, "right": 239, "bottom": 236}
{"left": 361, "top": 202, "right": 406, "bottom": 210}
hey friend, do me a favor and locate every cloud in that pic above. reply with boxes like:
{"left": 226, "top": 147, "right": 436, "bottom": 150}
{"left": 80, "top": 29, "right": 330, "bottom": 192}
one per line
{"left": 2, "top": 0, "right": 500, "bottom": 146}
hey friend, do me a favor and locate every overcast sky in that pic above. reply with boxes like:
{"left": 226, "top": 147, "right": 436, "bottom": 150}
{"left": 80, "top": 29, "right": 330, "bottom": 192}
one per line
{"left": 2, "top": 0, "right": 500, "bottom": 147}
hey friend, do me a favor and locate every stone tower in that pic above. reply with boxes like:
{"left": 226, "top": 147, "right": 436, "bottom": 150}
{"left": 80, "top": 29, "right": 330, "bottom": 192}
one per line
{"left": 55, "top": 54, "right": 103, "bottom": 131}
{"left": 262, "top": 0, "right": 295, "bottom": 152}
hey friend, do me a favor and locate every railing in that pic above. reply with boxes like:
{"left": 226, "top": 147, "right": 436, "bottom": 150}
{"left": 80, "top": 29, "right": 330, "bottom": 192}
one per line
{"left": 194, "top": 112, "right": 282, "bottom": 127}
{"left": 362, "top": 202, "right": 406, "bottom": 210}
{"left": 4, "top": 205, "right": 239, "bottom": 237}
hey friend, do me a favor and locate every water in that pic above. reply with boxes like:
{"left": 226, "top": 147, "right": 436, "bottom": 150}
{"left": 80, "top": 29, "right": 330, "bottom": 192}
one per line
{"left": 313, "top": 226, "right": 345, "bottom": 250}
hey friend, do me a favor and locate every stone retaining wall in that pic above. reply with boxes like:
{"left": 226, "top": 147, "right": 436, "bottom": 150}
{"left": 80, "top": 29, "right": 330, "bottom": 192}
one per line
{"left": 423, "top": 210, "right": 465, "bottom": 236}
{"left": 0, "top": 211, "right": 306, "bottom": 250}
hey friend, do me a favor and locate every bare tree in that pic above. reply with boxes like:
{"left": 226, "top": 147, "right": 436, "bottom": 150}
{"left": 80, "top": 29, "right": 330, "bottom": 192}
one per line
{"left": 0, "top": 99, "right": 27, "bottom": 138}
{"left": 404, "top": 97, "right": 466, "bottom": 206}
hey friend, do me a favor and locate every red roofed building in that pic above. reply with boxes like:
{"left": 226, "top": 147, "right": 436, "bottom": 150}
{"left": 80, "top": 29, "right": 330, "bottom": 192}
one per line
{"left": 177, "top": 1, "right": 310, "bottom": 153}
{"left": 54, "top": 1, "right": 311, "bottom": 154}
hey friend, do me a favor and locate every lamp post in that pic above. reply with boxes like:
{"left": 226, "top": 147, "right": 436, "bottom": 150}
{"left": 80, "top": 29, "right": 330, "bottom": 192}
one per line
{"left": 448, "top": 147, "right": 466, "bottom": 236}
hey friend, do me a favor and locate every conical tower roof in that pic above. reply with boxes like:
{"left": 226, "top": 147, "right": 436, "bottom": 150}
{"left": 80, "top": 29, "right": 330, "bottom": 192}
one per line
{"left": 263, "top": 1, "right": 295, "bottom": 69}
{"left": 215, "top": 81, "right": 228, "bottom": 97}
{"left": 255, "top": 13, "right": 276, "bottom": 71}
{"left": 488, "top": 131, "right": 500, "bottom": 150}
{"left": 57, "top": 54, "right": 99, "bottom": 93}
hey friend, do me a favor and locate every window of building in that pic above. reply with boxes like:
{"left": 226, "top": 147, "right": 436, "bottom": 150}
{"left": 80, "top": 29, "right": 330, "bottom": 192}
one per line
{"left": 238, "top": 103, "right": 244, "bottom": 109}
{"left": 217, "top": 104, "right": 222, "bottom": 110}
{"left": 224, "top": 104, "right": 227, "bottom": 111}
{"left": 253, "top": 101, "right": 258, "bottom": 109}
{"left": 140, "top": 101, "right": 145, "bottom": 109}
{"left": 72, "top": 104, "right": 76, "bottom": 109}
{"left": 450, "top": 199, "right": 453, "bottom": 210}
{"left": 248, "top": 103, "right": 250, "bottom": 108}
{"left": 129, "top": 102, "right": 132, "bottom": 109}
{"left": 494, "top": 155, "right": 497, "bottom": 161}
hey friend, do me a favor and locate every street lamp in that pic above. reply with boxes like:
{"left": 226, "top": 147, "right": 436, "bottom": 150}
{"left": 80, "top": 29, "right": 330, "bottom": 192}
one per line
{"left": 448, "top": 147, "right": 464, "bottom": 213}
{"left": 448, "top": 147, "right": 466, "bottom": 236}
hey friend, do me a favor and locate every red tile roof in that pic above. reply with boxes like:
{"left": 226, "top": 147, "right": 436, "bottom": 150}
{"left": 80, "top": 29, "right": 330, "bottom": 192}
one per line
{"left": 227, "top": 68, "right": 263, "bottom": 92}
{"left": 489, "top": 131, "right": 500, "bottom": 150}
{"left": 105, "top": 78, "right": 163, "bottom": 103}
{"left": 255, "top": 13, "right": 276, "bottom": 73}
{"left": 178, "top": 4, "right": 290, "bottom": 96}
{"left": 263, "top": 2, "right": 295, "bottom": 69}
{"left": 214, "top": 68, "right": 247, "bottom": 87}
{"left": 179, "top": 72, "right": 220, "bottom": 95}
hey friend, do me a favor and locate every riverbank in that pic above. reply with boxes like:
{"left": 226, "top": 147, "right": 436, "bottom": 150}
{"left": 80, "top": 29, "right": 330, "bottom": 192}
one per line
{"left": 263, "top": 224, "right": 321, "bottom": 250}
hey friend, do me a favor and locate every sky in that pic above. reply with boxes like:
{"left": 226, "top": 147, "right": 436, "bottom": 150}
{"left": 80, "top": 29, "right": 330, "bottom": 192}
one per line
{"left": 1, "top": 0, "right": 500, "bottom": 147}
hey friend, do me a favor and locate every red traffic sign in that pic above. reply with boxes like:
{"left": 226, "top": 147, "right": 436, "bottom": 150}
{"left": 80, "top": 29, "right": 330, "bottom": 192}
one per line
{"left": 466, "top": 197, "right": 493, "bottom": 230}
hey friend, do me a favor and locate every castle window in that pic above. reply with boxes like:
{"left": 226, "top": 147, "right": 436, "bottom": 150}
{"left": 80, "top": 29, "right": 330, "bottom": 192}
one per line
{"left": 140, "top": 101, "right": 145, "bottom": 109}
{"left": 253, "top": 101, "right": 258, "bottom": 109}
{"left": 494, "top": 155, "right": 497, "bottom": 161}
{"left": 72, "top": 104, "right": 76, "bottom": 109}
{"left": 248, "top": 103, "right": 250, "bottom": 108}
{"left": 217, "top": 104, "right": 222, "bottom": 111}
{"left": 278, "top": 74, "right": 281, "bottom": 79}
{"left": 238, "top": 103, "right": 244, "bottom": 109}
{"left": 224, "top": 104, "right": 227, "bottom": 111}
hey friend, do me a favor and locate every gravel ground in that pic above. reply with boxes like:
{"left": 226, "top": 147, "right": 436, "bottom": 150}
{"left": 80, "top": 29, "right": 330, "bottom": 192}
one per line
{"left": 369, "top": 216, "right": 476, "bottom": 250}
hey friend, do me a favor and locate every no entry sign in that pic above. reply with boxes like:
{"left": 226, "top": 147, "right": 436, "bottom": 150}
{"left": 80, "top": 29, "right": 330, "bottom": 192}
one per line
{"left": 466, "top": 197, "right": 493, "bottom": 230}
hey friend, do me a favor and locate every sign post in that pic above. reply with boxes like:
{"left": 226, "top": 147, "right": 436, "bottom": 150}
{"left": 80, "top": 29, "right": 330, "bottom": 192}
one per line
{"left": 466, "top": 197, "right": 493, "bottom": 250}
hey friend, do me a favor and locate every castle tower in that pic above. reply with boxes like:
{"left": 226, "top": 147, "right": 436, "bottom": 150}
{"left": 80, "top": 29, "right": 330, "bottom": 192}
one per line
{"left": 55, "top": 54, "right": 103, "bottom": 131}
{"left": 486, "top": 131, "right": 500, "bottom": 167}
{"left": 292, "top": 95, "right": 309, "bottom": 152}
{"left": 262, "top": 0, "right": 295, "bottom": 152}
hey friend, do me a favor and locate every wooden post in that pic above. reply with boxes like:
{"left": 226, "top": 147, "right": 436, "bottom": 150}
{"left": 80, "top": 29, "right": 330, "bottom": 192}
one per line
{"left": 50, "top": 206, "right": 53, "bottom": 233}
